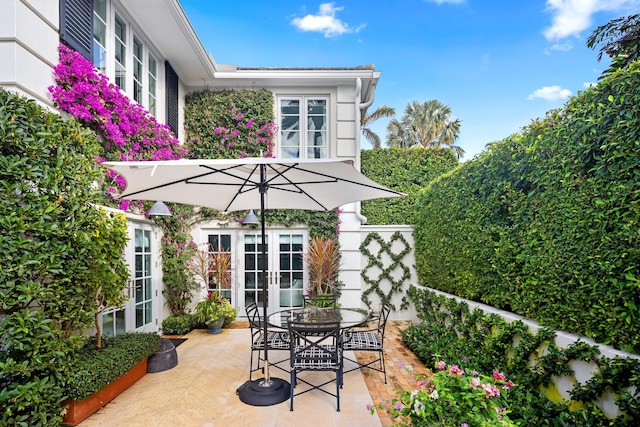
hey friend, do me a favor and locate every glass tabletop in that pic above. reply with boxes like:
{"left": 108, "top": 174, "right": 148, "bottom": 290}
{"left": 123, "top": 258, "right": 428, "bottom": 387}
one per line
{"left": 267, "top": 307, "right": 368, "bottom": 329}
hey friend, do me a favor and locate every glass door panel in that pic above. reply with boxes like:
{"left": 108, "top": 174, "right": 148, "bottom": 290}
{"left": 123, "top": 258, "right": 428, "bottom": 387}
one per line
{"left": 134, "top": 229, "right": 153, "bottom": 329}
{"left": 244, "top": 234, "right": 267, "bottom": 308}
{"left": 278, "top": 234, "right": 304, "bottom": 308}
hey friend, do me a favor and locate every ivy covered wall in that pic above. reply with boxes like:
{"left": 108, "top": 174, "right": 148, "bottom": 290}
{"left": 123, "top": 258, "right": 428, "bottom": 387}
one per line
{"left": 184, "top": 89, "right": 276, "bottom": 159}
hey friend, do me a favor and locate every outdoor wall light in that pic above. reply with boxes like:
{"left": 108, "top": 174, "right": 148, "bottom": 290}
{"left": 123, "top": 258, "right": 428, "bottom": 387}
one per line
{"left": 147, "top": 200, "right": 172, "bottom": 216}
{"left": 243, "top": 209, "right": 259, "bottom": 225}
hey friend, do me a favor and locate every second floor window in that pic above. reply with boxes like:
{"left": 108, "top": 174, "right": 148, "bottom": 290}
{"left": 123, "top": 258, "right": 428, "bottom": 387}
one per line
{"left": 92, "top": 0, "right": 159, "bottom": 115}
{"left": 113, "top": 14, "right": 126, "bottom": 91}
{"left": 278, "top": 97, "right": 328, "bottom": 159}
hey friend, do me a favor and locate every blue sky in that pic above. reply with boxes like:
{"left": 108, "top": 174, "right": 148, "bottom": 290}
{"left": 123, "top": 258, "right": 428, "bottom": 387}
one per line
{"left": 179, "top": 0, "right": 639, "bottom": 161}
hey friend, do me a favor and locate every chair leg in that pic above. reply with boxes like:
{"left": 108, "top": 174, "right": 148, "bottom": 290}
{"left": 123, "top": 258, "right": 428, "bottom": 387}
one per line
{"left": 380, "top": 350, "right": 387, "bottom": 384}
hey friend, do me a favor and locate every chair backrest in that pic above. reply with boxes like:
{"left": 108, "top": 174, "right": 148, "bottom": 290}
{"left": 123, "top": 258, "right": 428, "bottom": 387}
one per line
{"left": 245, "top": 302, "right": 262, "bottom": 331}
{"left": 303, "top": 294, "right": 337, "bottom": 308}
{"left": 288, "top": 320, "right": 341, "bottom": 366}
{"left": 375, "top": 303, "right": 392, "bottom": 339}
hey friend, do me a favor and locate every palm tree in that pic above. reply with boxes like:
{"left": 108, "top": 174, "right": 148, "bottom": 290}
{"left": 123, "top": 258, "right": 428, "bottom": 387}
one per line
{"left": 386, "top": 100, "right": 464, "bottom": 158}
{"left": 385, "top": 118, "right": 411, "bottom": 148}
{"left": 361, "top": 105, "right": 395, "bottom": 148}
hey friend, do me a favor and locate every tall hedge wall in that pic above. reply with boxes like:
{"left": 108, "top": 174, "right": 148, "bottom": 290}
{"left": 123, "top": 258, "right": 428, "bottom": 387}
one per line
{"left": 414, "top": 61, "right": 640, "bottom": 353}
{"left": 360, "top": 148, "right": 458, "bottom": 225}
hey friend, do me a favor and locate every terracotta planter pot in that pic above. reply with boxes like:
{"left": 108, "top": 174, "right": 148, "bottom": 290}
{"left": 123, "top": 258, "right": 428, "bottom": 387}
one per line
{"left": 61, "top": 358, "right": 148, "bottom": 426}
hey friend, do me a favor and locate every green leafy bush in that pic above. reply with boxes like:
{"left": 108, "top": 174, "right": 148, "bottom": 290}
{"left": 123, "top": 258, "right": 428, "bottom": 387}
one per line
{"left": 360, "top": 147, "right": 458, "bottom": 224}
{"left": 0, "top": 88, "right": 128, "bottom": 425}
{"left": 65, "top": 333, "right": 161, "bottom": 401}
{"left": 161, "top": 314, "right": 195, "bottom": 335}
{"left": 414, "top": 61, "right": 640, "bottom": 352}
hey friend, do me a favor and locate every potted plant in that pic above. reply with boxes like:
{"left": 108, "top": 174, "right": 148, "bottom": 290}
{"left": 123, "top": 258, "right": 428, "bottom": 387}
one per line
{"left": 194, "top": 291, "right": 236, "bottom": 334}
{"left": 304, "top": 236, "right": 341, "bottom": 306}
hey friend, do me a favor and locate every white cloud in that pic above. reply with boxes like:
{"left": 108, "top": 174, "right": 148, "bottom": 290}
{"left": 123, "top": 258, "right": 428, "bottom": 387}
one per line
{"left": 583, "top": 81, "right": 597, "bottom": 88}
{"left": 543, "top": 0, "right": 640, "bottom": 41}
{"left": 544, "top": 40, "right": 573, "bottom": 54}
{"left": 527, "top": 85, "right": 572, "bottom": 100}
{"left": 290, "top": 3, "right": 364, "bottom": 38}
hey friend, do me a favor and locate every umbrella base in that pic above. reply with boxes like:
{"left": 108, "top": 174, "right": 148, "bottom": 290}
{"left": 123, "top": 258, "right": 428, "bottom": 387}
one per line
{"left": 236, "top": 377, "right": 290, "bottom": 406}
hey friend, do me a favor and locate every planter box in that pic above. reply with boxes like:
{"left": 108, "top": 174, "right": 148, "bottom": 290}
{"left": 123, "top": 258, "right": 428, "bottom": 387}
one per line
{"left": 61, "top": 358, "right": 148, "bottom": 426}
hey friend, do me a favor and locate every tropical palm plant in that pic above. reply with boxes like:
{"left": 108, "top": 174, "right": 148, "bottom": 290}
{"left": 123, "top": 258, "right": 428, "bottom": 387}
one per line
{"left": 361, "top": 104, "right": 395, "bottom": 148}
{"left": 386, "top": 100, "right": 465, "bottom": 158}
{"left": 385, "top": 118, "right": 412, "bottom": 148}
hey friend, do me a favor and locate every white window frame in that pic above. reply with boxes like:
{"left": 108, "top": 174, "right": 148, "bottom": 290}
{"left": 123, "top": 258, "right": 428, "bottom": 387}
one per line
{"left": 92, "top": 1, "right": 160, "bottom": 115}
{"left": 277, "top": 96, "right": 329, "bottom": 159}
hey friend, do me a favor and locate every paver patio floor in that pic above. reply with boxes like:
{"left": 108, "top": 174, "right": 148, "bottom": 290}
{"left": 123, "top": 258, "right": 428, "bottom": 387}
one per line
{"left": 78, "top": 321, "right": 424, "bottom": 427}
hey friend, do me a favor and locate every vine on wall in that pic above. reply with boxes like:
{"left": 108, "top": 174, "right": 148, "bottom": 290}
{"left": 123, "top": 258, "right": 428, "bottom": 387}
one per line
{"left": 360, "top": 231, "right": 411, "bottom": 310}
{"left": 406, "top": 286, "right": 640, "bottom": 425}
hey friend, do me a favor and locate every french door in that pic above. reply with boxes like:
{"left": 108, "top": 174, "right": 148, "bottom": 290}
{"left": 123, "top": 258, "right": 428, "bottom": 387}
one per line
{"left": 240, "top": 230, "right": 306, "bottom": 314}
{"left": 102, "top": 222, "right": 160, "bottom": 336}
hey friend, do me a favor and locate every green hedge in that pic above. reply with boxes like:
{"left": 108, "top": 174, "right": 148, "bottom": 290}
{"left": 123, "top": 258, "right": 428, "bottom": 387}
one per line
{"left": 65, "top": 333, "right": 161, "bottom": 401}
{"left": 414, "top": 60, "right": 640, "bottom": 353}
{"left": 360, "top": 148, "right": 458, "bottom": 224}
{"left": 161, "top": 314, "right": 195, "bottom": 335}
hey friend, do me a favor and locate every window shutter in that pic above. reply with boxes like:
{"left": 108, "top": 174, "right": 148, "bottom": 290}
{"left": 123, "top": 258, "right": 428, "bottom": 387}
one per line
{"left": 60, "top": 0, "right": 94, "bottom": 61}
{"left": 165, "top": 61, "right": 179, "bottom": 136}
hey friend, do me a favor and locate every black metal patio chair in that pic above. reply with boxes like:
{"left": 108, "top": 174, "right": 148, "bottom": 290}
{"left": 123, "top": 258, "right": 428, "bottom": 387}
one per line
{"left": 245, "top": 302, "right": 289, "bottom": 380}
{"left": 341, "top": 302, "right": 391, "bottom": 383}
{"left": 287, "top": 319, "right": 342, "bottom": 412}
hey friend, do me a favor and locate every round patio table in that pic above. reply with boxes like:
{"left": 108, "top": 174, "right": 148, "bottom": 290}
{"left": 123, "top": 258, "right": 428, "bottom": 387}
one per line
{"left": 267, "top": 307, "right": 368, "bottom": 330}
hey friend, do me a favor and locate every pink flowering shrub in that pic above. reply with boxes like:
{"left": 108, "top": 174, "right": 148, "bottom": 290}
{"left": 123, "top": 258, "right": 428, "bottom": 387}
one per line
{"left": 49, "top": 44, "right": 188, "bottom": 162}
{"left": 370, "top": 361, "right": 516, "bottom": 427}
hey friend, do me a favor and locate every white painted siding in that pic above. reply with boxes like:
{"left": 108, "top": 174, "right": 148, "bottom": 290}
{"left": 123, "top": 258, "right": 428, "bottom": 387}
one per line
{"left": 0, "top": 0, "right": 58, "bottom": 105}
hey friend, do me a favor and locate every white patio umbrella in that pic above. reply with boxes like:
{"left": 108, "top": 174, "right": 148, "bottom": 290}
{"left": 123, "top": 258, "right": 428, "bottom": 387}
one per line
{"left": 103, "top": 157, "right": 404, "bottom": 405}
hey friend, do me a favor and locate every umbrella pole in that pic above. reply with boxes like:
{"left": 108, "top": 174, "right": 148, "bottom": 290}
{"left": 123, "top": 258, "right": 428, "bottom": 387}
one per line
{"left": 237, "top": 164, "right": 289, "bottom": 406}
{"left": 259, "top": 179, "right": 270, "bottom": 383}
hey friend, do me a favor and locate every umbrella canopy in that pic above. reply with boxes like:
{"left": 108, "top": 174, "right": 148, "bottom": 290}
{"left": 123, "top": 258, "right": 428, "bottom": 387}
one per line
{"left": 103, "top": 157, "right": 404, "bottom": 212}
{"left": 102, "top": 157, "right": 404, "bottom": 406}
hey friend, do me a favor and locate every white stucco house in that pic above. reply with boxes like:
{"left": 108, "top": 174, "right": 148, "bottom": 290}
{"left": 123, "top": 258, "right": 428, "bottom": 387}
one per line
{"left": 2, "top": 0, "right": 416, "bottom": 335}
